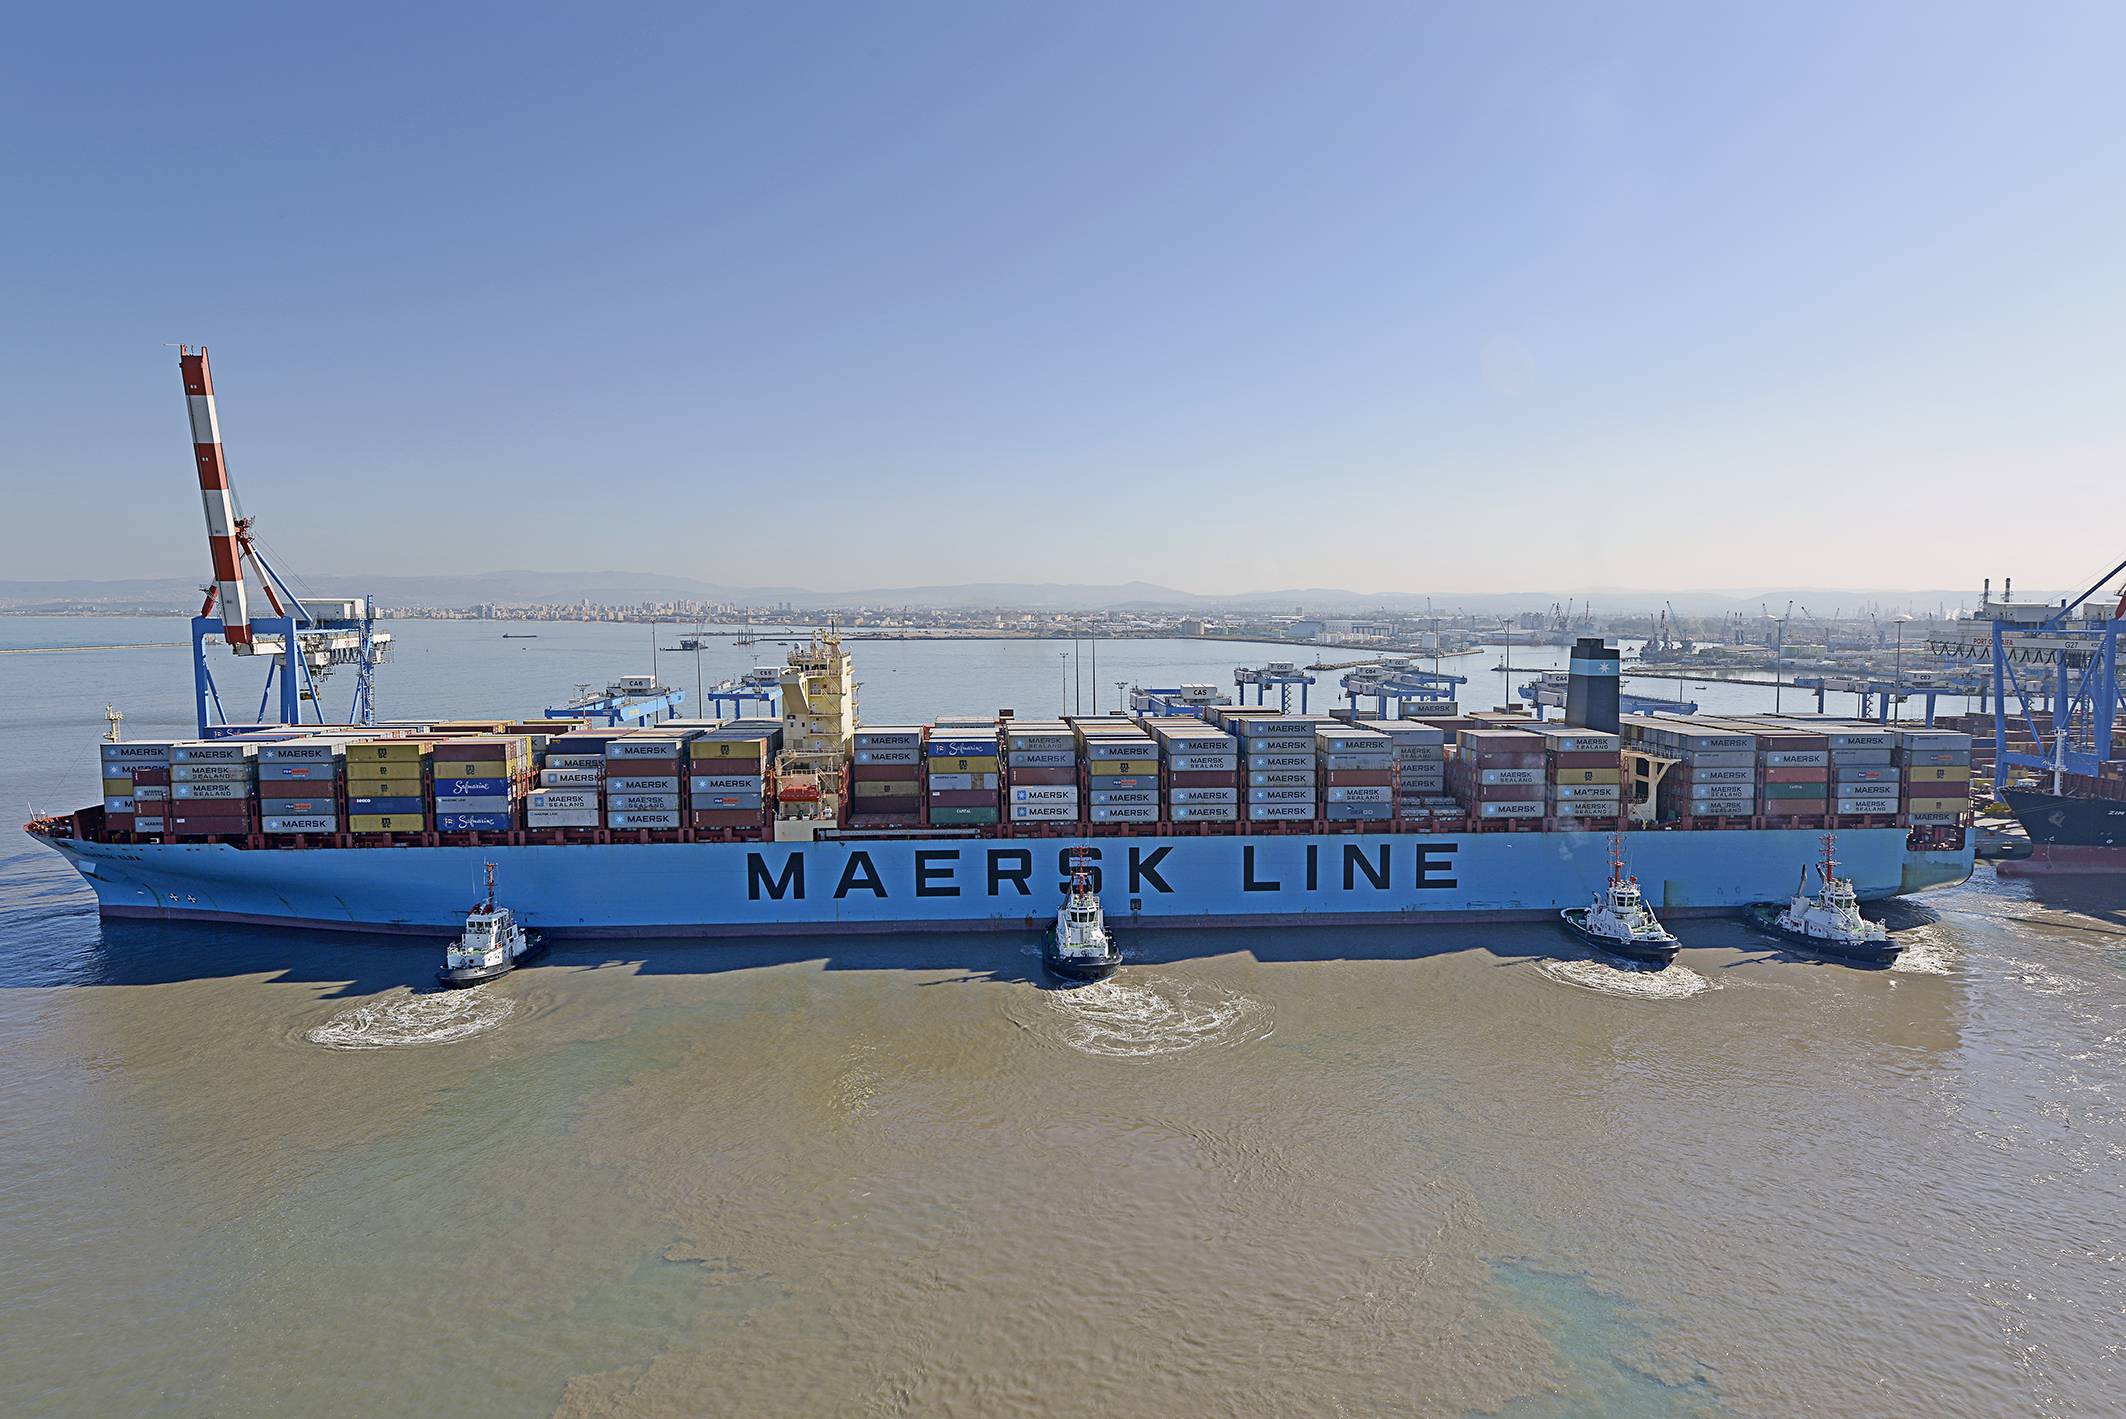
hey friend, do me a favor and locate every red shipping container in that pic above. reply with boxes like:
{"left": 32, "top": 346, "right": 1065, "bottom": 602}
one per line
{"left": 689, "top": 809, "right": 762, "bottom": 828}
{"left": 1548, "top": 750, "right": 1618, "bottom": 769}
{"left": 1008, "top": 766, "right": 1076, "bottom": 786}
{"left": 1761, "top": 765, "right": 1827, "bottom": 783}
{"left": 852, "top": 763, "right": 920, "bottom": 782}
{"left": 105, "top": 811, "right": 136, "bottom": 831}
{"left": 1167, "top": 769, "right": 1239, "bottom": 787}
{"left": 261, "top": 778, "right": 336, "bottom": 799}
{"left": 928, "top": 788, "right": 996, "bottom": 808}
{"left": 1470, "top": 749, "right": 1544, "bottom": 768}
{"left": 610, "top": 757, "right": 682, "bottom": 776}
{"left": 1325, "top": 769, "right": 1391, "bottom": 787}
{"left": 132, "top": 766, "right": 170, "bottom": 785}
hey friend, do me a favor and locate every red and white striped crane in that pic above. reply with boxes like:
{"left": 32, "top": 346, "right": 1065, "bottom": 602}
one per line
{"left": 178, "top": 345, "right": 287, "bottom": 652}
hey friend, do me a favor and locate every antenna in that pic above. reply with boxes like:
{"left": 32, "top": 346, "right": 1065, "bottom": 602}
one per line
{"left": 104, "top": 704, "right": 123, "bottom": 742}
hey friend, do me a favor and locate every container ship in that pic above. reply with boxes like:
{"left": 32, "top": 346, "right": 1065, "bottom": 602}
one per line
{"left": 28, "top": 632, "right": 1975, "bottom": 938}
{"left": 24, "top": 350, "right": 1975, "bottom": 935}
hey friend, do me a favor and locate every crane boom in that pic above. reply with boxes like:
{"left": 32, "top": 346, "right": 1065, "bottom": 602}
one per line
{"left": 178, "top": 346, "right": 257, "bottom": 649}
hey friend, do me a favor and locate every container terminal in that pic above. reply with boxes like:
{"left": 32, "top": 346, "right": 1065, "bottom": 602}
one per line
{"left": 24, "top": 350, "right": 1985, "bottom": 934}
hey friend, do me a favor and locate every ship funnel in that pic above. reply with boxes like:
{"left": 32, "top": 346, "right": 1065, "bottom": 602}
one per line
{"left": 1565, "top": 636, "right": 1620, "bottom": 733}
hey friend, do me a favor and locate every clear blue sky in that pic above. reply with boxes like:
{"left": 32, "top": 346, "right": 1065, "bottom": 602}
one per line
{"left": 4, "top": 2, "right": 2120, "bottom": 596}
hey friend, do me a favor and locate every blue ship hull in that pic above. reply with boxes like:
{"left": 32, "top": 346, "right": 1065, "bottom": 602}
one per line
{"left": 43, "top": 829, "right": 1973, "bottom": 938}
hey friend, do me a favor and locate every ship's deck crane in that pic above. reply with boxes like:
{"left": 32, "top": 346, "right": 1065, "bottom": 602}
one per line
{"left": 178, "top": 347, "right": 390, "bottom": 737}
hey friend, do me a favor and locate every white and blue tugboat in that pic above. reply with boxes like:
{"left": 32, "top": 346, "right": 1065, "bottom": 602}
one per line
{"left": 1746, "top": 834, "right": 1900, "bottom": 968}
{"left": 437, "top": 864, "right": 543, "bottom": 988}
{"left": 1560, "top": 832, "right": 1680, "bottom": 967}
{"left": 1043, "top": 850, "right": 1121, "bottom": 983}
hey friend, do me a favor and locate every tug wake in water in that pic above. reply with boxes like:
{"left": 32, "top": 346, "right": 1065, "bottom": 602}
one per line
{"left": 1015, "top": 975, "right": 1271, "bottom": 1058}
{"left": 305, "top": 987, "right": 516, "bottom": 1049}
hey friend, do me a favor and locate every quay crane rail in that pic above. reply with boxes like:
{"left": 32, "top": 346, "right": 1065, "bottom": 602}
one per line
{"left": 177, "top": 347, "right": 391, "bottom": 737}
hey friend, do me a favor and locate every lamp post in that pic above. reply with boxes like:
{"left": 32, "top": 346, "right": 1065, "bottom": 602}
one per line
{"left": 1892, "top": 613, "right": 1914, "bottom": 723}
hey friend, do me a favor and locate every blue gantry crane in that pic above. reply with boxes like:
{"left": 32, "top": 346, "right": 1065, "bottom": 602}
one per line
{"left": 1341, "top": 661, "right": 1466, "bottom": 717}
{"left": 1234, "top": 662, "right": 1316, "bottom": 713}
{"left": 1978, "top": 561, "right": 2125, "bottom": 788}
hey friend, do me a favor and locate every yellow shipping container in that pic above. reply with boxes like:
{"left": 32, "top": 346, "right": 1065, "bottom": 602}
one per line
{"left": 102, "top": 776, "right": 134, "bottom": 796}
{"left": 854, "top": 779, "right": 919, "bottom": 799}
{"left": 929, "top": 755, "right": 1001, "bottom": 774}
{"left": 347, "top": 741, "right": 432, "bottom": 764}
{"left": 349, "top": 813, "right": 425, "bottom": 833}
{"left": 1086, "top": 759, "right": 1159, "bottom": 777}
{"left": 432, "top": 759, "right": 522, "bottom": 780}
{"left": 346, "top": 772, "right": 426, "bottom": 794}
{"left": 1552, "top": 768, "right": 1622, "bottom": 786}
{"left": 1904, "top": 799, "right": 1966, "bottom": 817}
{"left": 1905, "top": 765, "right": 1971, "bottom": 783}
{"left": 689, "top": 738, "right": 768, "bottom": 760}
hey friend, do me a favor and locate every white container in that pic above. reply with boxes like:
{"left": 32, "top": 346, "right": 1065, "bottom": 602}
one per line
{"left": 527, "top": 790, "right": 599, "bottom": 811}
{"left": 263, "top": 815, "right": 338, "bottom": 833}
{"left": 1248, "top": 786, "right": 1314, "bottom": 804}
{"left": 927, "top": 772, "right": 1000, "bottom": 792}
{"left": 172, "top": 782, "right": 250, "bottom": 800}
{"left": 609, "top": 792, "right": 681, "bottom": 812}
{"left": 607, "top": 810, "right": 680, "bottom": 829}
{"left": 1247, "top": 802, "right": 1313, "bottom": 821}
{"left": 1169, "top": 805, "right": 1239, "bottom": 822}
{"left": 1325, "top": 785, "right": 1391, "bottom": 803}
{"left": 1248, "top": 771, "right": 1314, "bottom": 787}
{"left": 1090, "top": 803, "right": 1158, "bottom": 823}
{"left": 1008, "top": 802, "right": 1079, "bottom": 822}
{"left": 172, "top": 764, "right": 255, "bottom": 784}
{"left": 171, "top": 742, "right": 256, "bottom": 763}
{"left": 1168, "top": 788, "right": 1238, "bottom": 804}
{"left": 1010, "top": 786, "right": 1078, "bottom": 803}
{"left": 1247, "top": 754, "right": 1313, "bottom": 771}
{"left": 526, "top": 809, "right": 601, "bottom": 828}
{"left": 1166, "top": 754, "right": 1239, "bottom": 772}
{"left": 1477, "top": 767, "right": 1542, "bottom": 786}
{"left": 541, "top": 767, "right": 604, "bottom": 787}
{"left": 543, "top": 753, "right": 607, "bottom": 769}
{"left": 1476, "top": 800, "right": 1543, "bottom": 819}
{"left": 607, "top": 774, "right": 680, "bottom": 794}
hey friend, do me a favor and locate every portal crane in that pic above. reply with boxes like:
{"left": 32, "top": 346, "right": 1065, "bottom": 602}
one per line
{"left": 178, "top": 347, "right": 391, "bottom": 735}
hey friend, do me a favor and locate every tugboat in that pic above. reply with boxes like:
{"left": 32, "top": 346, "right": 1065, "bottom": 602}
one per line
{"left": 1560, "top": 832, "right": 1680, "bottom": 967}
{"left": 1745, "top": 834, "right": 1900, "bottom": 968}
{"left": 436, "top": 864, "right": 544, "bottom": 988}
{"left": 1043, "top": 850, "right": 1121, "bottom": 983}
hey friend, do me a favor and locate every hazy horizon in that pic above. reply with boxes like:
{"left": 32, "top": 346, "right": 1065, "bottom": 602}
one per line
{"left": 6, "top": 4, "right": 2120, "bottom": 595}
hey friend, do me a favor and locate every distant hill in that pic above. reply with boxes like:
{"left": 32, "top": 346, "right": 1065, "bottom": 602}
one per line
{"left": 0, "top": 571, "right": 2007, "bottom": 618}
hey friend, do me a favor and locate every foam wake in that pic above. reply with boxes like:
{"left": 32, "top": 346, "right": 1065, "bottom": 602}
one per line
{"left": 305, "top": 988, "right": 516, "bottom": 1049}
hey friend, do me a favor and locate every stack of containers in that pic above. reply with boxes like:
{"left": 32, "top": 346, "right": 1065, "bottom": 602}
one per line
{"left": 1896, "top": 728, "right": 1974, "bottom": 825}
{"left": 688, "top": 724, "right": 776, "bottom": 829}
{"left": 927, "top": 718, "right": 1001, "bottom": 827}
{"left": 851, "top": 726, "right": 926, "bottom": 826}
{"left": 603, "top": 730, "right": 690, "bottom": 831}
{"left": 1317, "top": 723, "right": 1393, "bottom": 824}
{"left": 169, "top": 740, "right": 259, "bottom": 838}
{"left": 1622, "top": 718, "right": 1757, "bottom": 822}
{"left": 1531, "top": 723, "right": 1623, "bottom": 827}
{"left": 1449, "top": 727, "right": 1546, "bottom": 823}
{"left": 347, "top": 738, "right": 432, "bottom": 833}
{"left": 1004, "top": 720, "right": 1079, "bottom": 826}
{"left": 1744, "top": 722, "right": 1829, "bottom": 824}
{"left": 1371, "top": 720, "right": 1452, "bottom": 823}
{"left": 524, "top": 728, "right": 616, "bottom": 831}
{"left": 99, "top": 739, "right": 171, "bottom": 834}
{"left": 1149, "top": 718, "right": 1239, "bottom": 824}
{"left": 1825, "top": 725, "right": 1899, "bottom": 823}
{"left": 1077, "top": 720, "right": 1159, "bottom": 825}
{"left": 258, "top": 737, "right": 347, "bottom": 836}
{"left": 1230, "top": 710, "right": 1319, "bottom": 824}
{"left": 432, "top": 735, "right": 529, "bottom": 832}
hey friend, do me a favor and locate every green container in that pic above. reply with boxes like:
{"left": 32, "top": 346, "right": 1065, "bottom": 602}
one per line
{"left": 927, "top": 806, "right": 1000, "bottom": 825}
